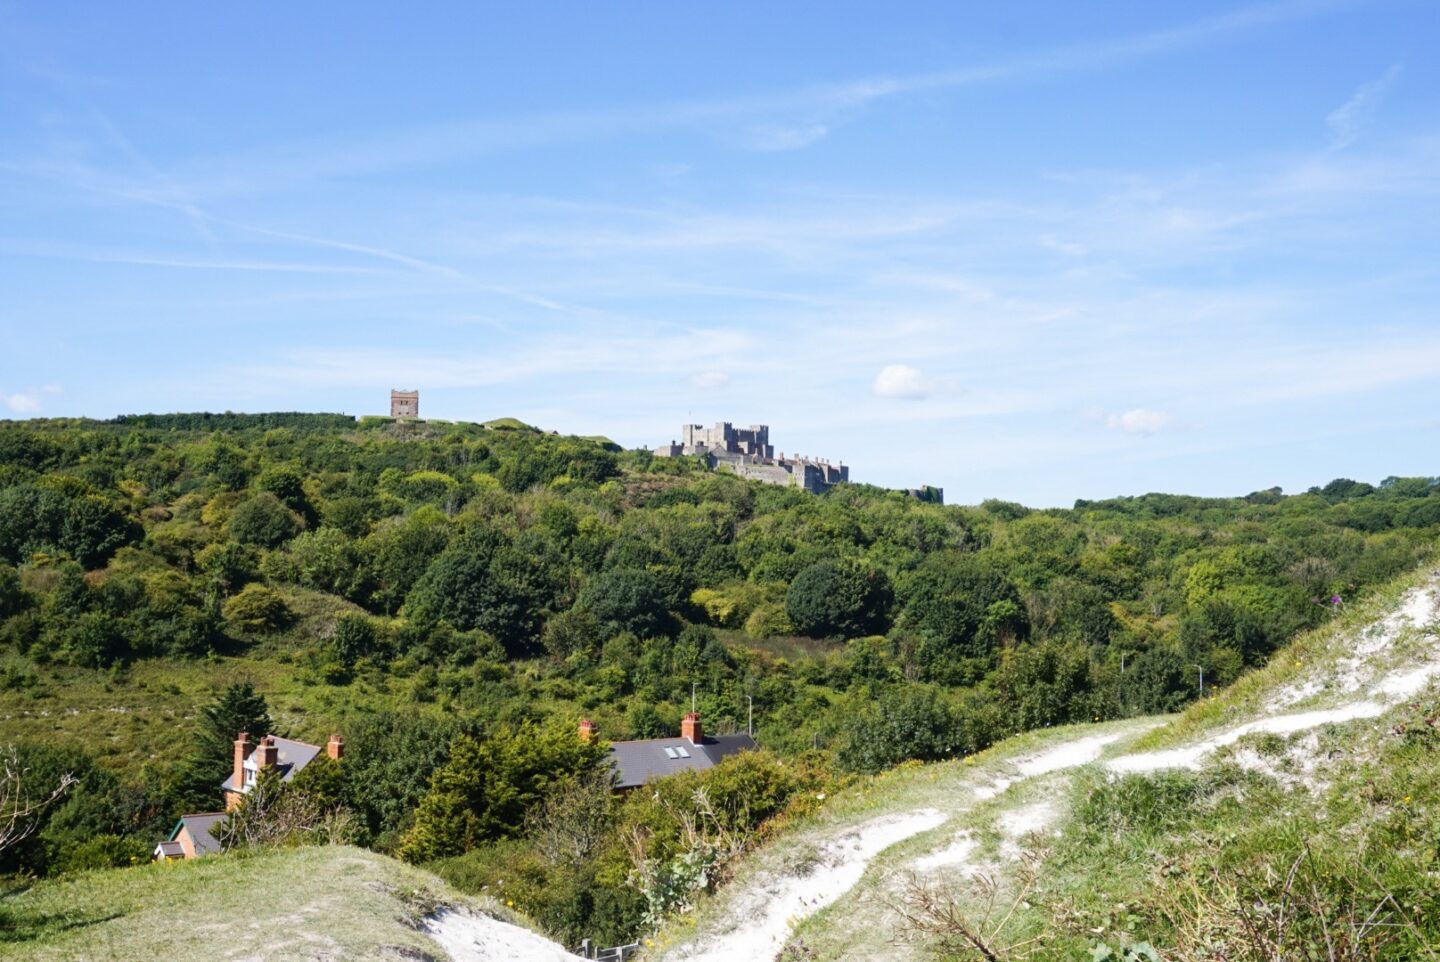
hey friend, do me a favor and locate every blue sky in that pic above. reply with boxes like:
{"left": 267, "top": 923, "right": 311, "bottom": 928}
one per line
{"left": 2, "top": 1, "right": 1438, "bottom": 506}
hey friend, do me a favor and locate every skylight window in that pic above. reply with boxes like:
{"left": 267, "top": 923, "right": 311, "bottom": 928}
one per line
{"left": 663, "top": 746, "right": 692, "bottom": 760}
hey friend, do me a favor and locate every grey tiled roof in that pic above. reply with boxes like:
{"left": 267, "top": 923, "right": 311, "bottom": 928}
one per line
{"left": 174, "top": 811, "right": 227, "bottom": 855}
{"left": 608, "top": 734, "right": 757, "bottom": 789}
{"left": 219, "top": 736, "right": 323, "bottom": 793}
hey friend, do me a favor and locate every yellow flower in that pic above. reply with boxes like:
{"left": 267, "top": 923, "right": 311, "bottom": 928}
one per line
{"left": 506, "top": 899, "right": 514, "bottom": 907}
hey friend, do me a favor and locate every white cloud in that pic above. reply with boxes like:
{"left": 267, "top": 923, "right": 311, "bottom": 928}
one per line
{"left": 744, "top": 122, "right": 829, "bottom": 152}
{"left": 6, "top": 393, "right": 42, "bottom": 413}
{"left": 1326, "top": 63, "right": 1402, "bottom": 150}
{"left": 688, "top": 371, "right": 730, "bottom": 389}
{"left": 1107, "top": 408, "right": 1174, "bottom": 434}
{"left": 873, "top": 364, "right": 930, "bottom": 400}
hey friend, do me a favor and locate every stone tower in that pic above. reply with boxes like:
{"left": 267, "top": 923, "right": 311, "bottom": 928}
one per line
{"left": 390, "top": 389, "right": 419, "bottom": 418}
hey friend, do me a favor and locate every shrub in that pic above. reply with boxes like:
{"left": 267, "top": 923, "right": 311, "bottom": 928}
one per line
{"left": 227, "top": 492, "right": 301, "bottom": 547}
{"left": 785, "top": 559, "right": 893, "bottom": 639}
{"left": 744, "top": 602, "right": 793, "bottom": 638}
{"left": 222, "top": 584, "right": 292, "bottom": 633}
{"left": 576, "top": 568, "right": 673, "bottom": 639}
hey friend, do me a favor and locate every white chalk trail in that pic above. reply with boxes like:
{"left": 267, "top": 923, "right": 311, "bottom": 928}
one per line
{"left": 1269, "top": 583, "right": 1437, "bottom": 711}
{"left": 1109, "top": 702, "right": 1388, "bottom": 773}
{"left": 670, "top": 809, "right": 946, "bottom": 962}
{"left": 424, "top": 907, "right": 582, "bottom": 962}
{"left": 1112, "top": 618, "right": 1440, "bottom": 775}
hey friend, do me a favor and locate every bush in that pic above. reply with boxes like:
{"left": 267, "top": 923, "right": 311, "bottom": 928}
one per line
{"left": 785, "top": 559, "right": 893, "bottom": 639}
{"left": 222, "top": 584, "right": 292, "bottom": 633}
{"left": 576, "top": 568, "right": 673, "bottom": 639}
{"left": 691, "top": 583, "right": 761, "bottom": 628}
{"left": 836, "top": 686, "right": 962, "bottom": 773}
{"left": 227, "top": 493, "right": 301, "bottom": 547}
{"left": 744, "top": 602, "right": 793, "bottom": 638}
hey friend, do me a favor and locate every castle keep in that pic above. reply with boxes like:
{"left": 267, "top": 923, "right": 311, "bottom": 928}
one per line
{"left": 654, "top": 421, "right": 850, "bottom": 494}
{"left": 390, "top": 389, "right": 419, "bottom": 418}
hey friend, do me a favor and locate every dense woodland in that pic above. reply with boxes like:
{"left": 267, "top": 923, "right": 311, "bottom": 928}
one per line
{"left": 1, "top": 412, "right": 1436, "bottom": 944}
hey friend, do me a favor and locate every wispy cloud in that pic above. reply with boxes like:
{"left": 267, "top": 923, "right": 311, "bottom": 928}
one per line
{"left": 1326, "top": 63, "right": 1403, "bottom": 150}
{"left": 743, "top": 122, "right": 829, "bottom": 152}
{"left": 5, "top": 393, "right": 42, "bottom": 413}
{"left": 59, "top": 0, "right": 1347, "bottom": 195}
{"left": 0, "top": 238, "right": 387, "bottom": 274}
{"left": 687, "top": 371, "right": 730, "bottom": 390}
{"left": 1106, "top": 408, "right": 1175, "bottom": 435}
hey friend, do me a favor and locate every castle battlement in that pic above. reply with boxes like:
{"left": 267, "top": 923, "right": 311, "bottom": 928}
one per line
{"left": 654, "top": 421, "right": 848, "bottom": 494}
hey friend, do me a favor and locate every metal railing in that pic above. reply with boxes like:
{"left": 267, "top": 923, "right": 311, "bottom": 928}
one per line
{"left": 575, "top": 938, "right": 642, "bottom": 960}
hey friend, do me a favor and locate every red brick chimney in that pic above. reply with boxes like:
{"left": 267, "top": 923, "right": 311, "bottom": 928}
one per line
{"left": 327, "top": 733, "right": 344, "bottom": 761}
{"left": 233, "top": 732, "right": 249, "bottom": 790}
{"left": 681, "top": 712, "right": 703, "bottom": 745}
{"left": 255, "top": 735, "right": 278, "bottom": 770}
{"left": 578, "top": 719, "right": 598, "bottom": 743}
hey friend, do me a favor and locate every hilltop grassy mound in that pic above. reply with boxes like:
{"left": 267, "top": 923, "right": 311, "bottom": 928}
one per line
{"left": 0, "top": 844, "right": 549, "bottom": 962}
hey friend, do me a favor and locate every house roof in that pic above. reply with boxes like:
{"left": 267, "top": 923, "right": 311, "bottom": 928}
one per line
{"left": 171, "top": 811, "right": 227, "bottom": 855}
{"left": 153, "top": 839, "right": 184, "bottom": 859}
{"left": 607, "top": 733, "right": 757, "bottom": 789}
{"left": 219, "top": 736, "right": 323, "bottom": 793}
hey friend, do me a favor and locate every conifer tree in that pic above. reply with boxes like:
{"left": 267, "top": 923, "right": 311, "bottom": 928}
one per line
{"left": 167, "top": 682, "right": 273, "bottom": 813}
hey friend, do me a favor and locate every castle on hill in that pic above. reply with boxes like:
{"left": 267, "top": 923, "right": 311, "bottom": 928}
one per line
{"left": 654, "top": 421, "right": 850, "bottom": 494}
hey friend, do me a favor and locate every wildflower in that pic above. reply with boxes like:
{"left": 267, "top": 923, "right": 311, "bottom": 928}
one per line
{"left": 506, "top": 899, "right": 514, "bottom": 907}
{"left": 816, "top": 792, "right": 827, "bottom": 801}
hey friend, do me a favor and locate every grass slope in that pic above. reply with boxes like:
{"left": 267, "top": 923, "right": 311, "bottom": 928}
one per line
{"left": 0, "top": 844, "right": 527, "bottom": 962}
{"left": 651, "top": 563, "right": 1440, "bottom": 961}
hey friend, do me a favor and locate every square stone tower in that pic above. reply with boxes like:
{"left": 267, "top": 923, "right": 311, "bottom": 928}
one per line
{"left": 390, "top": 389, "right": 419, "bottom": 418}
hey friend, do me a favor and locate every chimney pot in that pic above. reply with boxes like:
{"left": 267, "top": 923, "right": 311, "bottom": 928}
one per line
{"left": 578, "top": 719, "right": 598, "bottom": 743}
{"left": 681, "top": 712, "right": 703, "bottom": 745}
{"left": 327, "top": 733, "right": 345, "bottom": 761}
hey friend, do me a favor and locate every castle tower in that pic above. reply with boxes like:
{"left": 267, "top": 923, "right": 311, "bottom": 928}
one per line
{"left": 390, "top": 389, "right": 419, "bottom": 418}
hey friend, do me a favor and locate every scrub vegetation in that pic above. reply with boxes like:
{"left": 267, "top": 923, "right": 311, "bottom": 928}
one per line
{"left": 0, "top": 412, "right": 1437, "bottom": 951}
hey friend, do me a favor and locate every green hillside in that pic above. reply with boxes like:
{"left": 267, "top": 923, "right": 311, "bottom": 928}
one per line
{"left": 651, "top": 566, "right": 1440, "bottom": 961}
{"left": 0, "top": 413, "right": 1437, "bottom": 951}
{"left": 0, "top": 844, "right": 520, "bottom": 962}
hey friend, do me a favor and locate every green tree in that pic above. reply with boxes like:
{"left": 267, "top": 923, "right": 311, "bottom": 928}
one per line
{"left": 901, "top": 552, "right": 1029, "bottom": 668}
{"left": 576, "top": 568, "right": 673, "bottom": 639}
{"left": 836, "top": 686, "right": 961, "bottom": 773}
{"left": 59, "top": 496, "right": 138, "bottom": 568}
{"left": 399, "top": 723, "right": 606, "bottom": 862}
{"left": 167, "top": 682, "right": 274, "bottom": 814}
{"left": 0, "top": 564, "right": 28, "bottom": 619}
{"left": 404, "top": 527, "right": 563, "bottom": 653}
{"left": 227, "top": 492, "right": 301, "bottom": 547}
{"left": 785, "top": 559, "right": 892, "bottom": 639}
{"left": 364, "top": 510, "right": 452, "bottom": 614}
{"left": 288, "top": 527, "right": 365, "bottom": 598}
{"left": 343, "top": 711, "right": 463, "bottom": 843}
{"left": 330, "top": 613, "right": 379, "bottom": 667}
